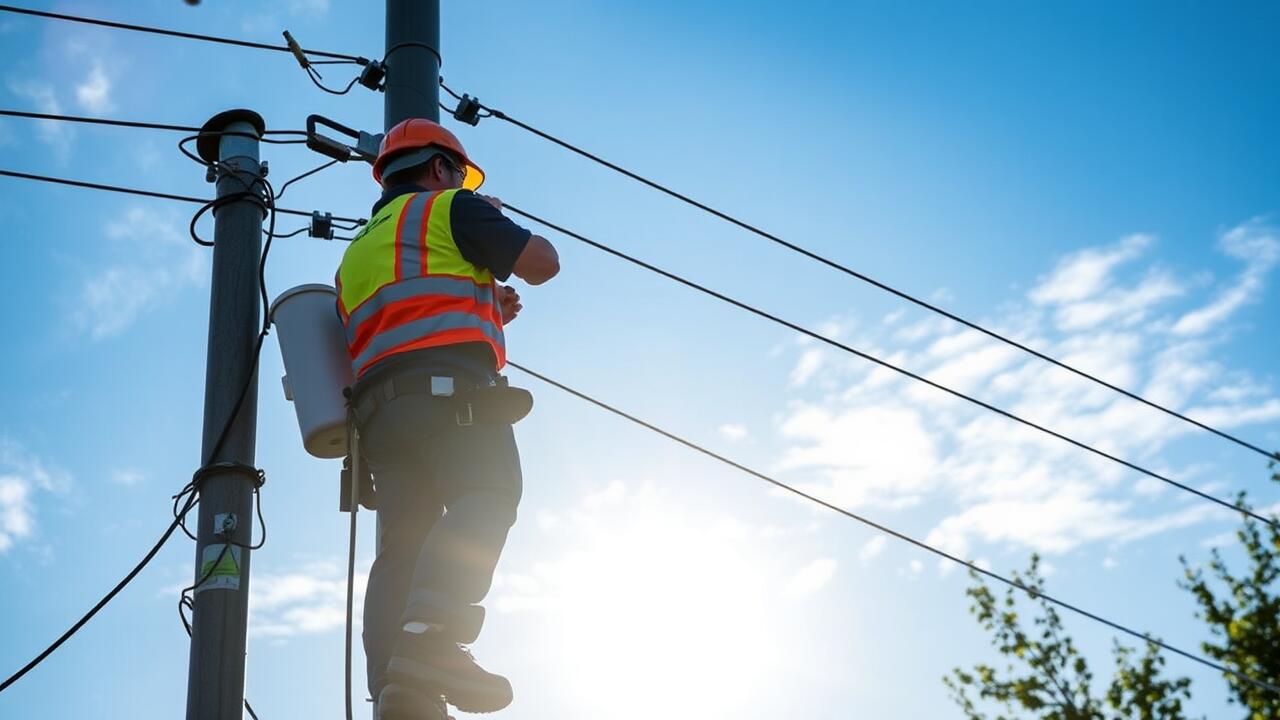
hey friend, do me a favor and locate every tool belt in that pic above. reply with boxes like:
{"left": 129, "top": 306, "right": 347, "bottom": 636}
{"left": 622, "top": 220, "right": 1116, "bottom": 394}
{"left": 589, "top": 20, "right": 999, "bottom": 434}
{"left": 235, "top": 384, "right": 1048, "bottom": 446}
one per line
{"left": 342, "top": 373, "right": 533, "bottom": 513}
{"left": 351, "top": 372, "right": 534, "bottom": 429}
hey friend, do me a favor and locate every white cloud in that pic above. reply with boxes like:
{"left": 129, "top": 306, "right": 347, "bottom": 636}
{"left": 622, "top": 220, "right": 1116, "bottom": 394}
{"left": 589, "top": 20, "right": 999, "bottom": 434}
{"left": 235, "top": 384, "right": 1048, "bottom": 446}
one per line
{"left": 74, "top": 60, "right": 114, "bottom": 114}
{"left": 249, "top": 560, "right": 365, "bottom": 639}
{"left": 8, "top": 80, "right": 73, "bottom": 162}
{"left": 1172, "top": 219, "right": 1279, "bottom": 335}
{"left": 775, "top": 220, "right": 1280, "bottom": 564}
{"left": 718, "top": 423, "right": 748, "bottom": 441}
{"left": 858, "top": 536, "right": 886, "bottom": 563}
{"left": 783, "top": 558, "right": 837, "bottom": 598}
{"left": 777, "top": 403, "right": 938, "bottom": 511}
{"left": 74, "top": 207, "right": 207, "bottom": 339}
{"left": 0, "top": 438, "right": 70, "bottom": 553}
{"left": 111, "top": 469, "right": 145, "bottom": 487}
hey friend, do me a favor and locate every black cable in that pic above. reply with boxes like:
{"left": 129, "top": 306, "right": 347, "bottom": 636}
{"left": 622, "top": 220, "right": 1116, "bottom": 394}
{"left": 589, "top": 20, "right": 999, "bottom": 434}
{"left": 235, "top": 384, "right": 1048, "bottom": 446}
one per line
{"left": 0, "top": 4, "right": 361, "bottom": 61}
{"left": 276, "top": 159, "right": 339, "bottom": 201}
{"left": 0, "top": 168, "right": 366, "bottom": 225}
{"left": 0, "top": 108, "right": 199, "bottom": 132}
{"left": 344, "top": 480, "right": 359, "bottom": 720}
{"left": 0, "top": 121, "right": 312, "bottom": 698}
{"left": 177, "top": 547, "right": 260, "bottom": 720}
{"left": 444, "top": 85, "right": 1278, "bottom": 464}
{"left": 305, "top": 65, "right": 361, "bottom": 96}
{"left": 506, "top": 360, "right": 1280, "bottom": 698}
{"left": 0, "top": 494, "right": 195, "bottom": 694}
{"left": 503, "top": 202, "right": 1278, "bottom": 529}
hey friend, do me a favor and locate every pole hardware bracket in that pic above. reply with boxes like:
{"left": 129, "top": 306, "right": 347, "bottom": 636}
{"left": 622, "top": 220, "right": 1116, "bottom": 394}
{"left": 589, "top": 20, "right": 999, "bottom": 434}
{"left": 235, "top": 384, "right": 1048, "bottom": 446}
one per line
{"left": 310, "top": 211, "right": 334, "bottom": 240}
{"left": 282, "top": 30, "right": 311, "bottom": 70}
{"left": 305, "top": 114, "right": 382, "bottom": 165}
{"left": 214, "top": 513, "right": 238, "bottom": 538}
{"left": 358, "top": 60, "right": 387, "bottom": 91}
{"left": 451, "top": 94, "right": 483, "bottom": 126}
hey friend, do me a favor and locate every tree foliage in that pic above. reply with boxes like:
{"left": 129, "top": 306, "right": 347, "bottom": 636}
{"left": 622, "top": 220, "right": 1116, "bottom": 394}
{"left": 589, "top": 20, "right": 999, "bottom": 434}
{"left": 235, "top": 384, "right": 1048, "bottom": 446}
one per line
{"left": 946, "top": 555, "right": 1195, "bottom": 720}
{"left": 1178, "top": 465, "right": 1280, "bottom": 720}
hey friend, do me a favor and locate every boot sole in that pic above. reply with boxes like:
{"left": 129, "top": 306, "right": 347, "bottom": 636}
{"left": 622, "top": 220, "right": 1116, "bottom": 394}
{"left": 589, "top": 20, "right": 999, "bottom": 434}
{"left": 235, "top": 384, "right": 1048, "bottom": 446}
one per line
{"left": 377, "top": 683, "right": 448, "bottom": 720}
{"left": 387, "top": 656, "right": 513, "bottom": 714}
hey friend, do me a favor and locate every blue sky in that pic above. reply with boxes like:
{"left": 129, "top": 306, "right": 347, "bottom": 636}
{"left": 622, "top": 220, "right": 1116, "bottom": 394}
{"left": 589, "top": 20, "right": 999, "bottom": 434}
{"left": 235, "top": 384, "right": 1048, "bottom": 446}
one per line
{"left": 1, "top": 1, "right": 1278, "bottom": 718}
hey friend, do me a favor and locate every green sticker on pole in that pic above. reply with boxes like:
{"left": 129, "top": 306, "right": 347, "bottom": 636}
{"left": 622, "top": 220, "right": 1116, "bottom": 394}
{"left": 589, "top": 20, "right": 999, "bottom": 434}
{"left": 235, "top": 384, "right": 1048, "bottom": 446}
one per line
{"left": 197, "top": 544, "right": 242, "bottom": 593}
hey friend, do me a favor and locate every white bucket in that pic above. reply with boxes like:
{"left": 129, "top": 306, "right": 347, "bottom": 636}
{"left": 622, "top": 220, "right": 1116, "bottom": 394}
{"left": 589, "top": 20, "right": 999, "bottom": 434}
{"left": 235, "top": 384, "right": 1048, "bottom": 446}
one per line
{"left": 270, "top": 284, "right": 354, "bottom": 458}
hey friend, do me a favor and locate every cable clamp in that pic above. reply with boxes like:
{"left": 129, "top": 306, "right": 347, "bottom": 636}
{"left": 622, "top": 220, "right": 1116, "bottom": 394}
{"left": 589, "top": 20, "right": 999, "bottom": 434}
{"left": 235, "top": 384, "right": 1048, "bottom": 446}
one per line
{"left": 358, "top": 60, "right": 386, "bottom": 91}
{"left": 452, "top": 94, "right": 483, "bottom": 126}
{"left": 310, "top": 211, "right": 334, "bottom": 240}
{"left": 282, "top": 30, "right": 311, "bottom": 70}
{"left": 191, "top": 461, "right": 266, "bottom": 491}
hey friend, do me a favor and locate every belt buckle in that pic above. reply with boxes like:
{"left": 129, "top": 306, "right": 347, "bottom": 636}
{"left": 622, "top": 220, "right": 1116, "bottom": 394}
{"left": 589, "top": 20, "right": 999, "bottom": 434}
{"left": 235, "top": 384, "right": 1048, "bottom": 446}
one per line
{"left": 455, "top": 402, "right": 474, "bottom": 427}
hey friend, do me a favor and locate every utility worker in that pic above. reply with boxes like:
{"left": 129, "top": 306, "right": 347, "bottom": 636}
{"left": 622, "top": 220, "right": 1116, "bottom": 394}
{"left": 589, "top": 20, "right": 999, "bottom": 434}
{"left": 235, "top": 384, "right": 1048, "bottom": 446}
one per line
{"left": 337, "top": 117, "right": 560, "bottom": 719}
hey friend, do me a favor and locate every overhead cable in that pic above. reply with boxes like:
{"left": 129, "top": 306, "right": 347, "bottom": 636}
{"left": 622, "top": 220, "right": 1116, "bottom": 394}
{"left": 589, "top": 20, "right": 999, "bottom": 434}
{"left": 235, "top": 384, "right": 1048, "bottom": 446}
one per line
{"left": 0, "top": 4, "right": 362, "bottom": 62}
{"left": 0, "top": 150, "right": 309, "bottom": 695}
{"left": 0, "top": 169, "right": 365, "bottom": 225}
{"left": 506, "top": 360, "right": 1280, "bottom": 699}
{"left": 502, "top": 202, "right": 1276, "bottom": 529}
{"left": 442, "top": 85, "right": 1277, "bottom": 463}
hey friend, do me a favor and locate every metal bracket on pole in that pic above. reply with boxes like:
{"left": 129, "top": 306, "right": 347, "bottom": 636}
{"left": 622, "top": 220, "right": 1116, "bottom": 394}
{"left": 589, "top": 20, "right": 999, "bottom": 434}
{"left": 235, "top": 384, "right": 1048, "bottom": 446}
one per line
{"left": 306, "top": 114, "right": 382, "bottom": 165}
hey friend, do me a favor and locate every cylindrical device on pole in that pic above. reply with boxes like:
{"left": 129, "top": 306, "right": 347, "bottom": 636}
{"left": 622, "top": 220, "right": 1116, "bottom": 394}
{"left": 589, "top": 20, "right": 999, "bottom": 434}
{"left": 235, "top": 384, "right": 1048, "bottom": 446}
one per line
{"left": 270, "top": 284, "right": 355, "bottom": 458}
{"left": 384, "top": 0, "right": 440, "bottom": 128}
{"left": 186, "top": 108, "right": 266, "bottom": 720}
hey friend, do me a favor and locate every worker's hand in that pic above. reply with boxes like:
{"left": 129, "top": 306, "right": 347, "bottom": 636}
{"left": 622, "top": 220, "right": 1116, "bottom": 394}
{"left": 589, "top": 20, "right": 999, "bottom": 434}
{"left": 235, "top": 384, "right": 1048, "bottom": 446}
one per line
{"left": 480, "top": 194, "right": 503, "bottom": 210}
{"left": 498, "top": 284, "right": 522, "bottom": 324}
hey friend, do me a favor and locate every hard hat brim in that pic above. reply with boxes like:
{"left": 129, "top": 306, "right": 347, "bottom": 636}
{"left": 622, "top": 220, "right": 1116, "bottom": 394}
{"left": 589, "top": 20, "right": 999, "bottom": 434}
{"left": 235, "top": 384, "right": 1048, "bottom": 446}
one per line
{"left": 378, "top": 147, "right": 485, "bottom": 191}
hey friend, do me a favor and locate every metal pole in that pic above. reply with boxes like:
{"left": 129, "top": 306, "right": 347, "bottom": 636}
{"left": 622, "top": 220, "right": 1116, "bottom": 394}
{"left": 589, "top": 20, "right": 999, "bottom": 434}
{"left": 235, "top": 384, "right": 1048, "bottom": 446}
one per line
{"left": 186, "top": 109, "right": 266, "bottom": 720}
{"left": 384, "top": 0, "right": 440, "bottom": 128}
{"left": 373, "top": 4, "right": 440, "bottom": 717}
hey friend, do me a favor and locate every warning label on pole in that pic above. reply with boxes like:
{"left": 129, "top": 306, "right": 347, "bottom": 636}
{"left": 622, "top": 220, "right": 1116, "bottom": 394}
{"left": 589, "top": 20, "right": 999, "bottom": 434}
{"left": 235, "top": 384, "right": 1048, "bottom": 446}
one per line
{"left": 196, "top": 544, "right": 242, "bottom": 593}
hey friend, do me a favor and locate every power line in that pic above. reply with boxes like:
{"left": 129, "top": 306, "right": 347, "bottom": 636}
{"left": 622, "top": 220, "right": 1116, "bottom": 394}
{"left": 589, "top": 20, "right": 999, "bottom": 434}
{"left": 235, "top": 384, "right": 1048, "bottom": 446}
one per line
{"left": 506, "top": 360, "right": 1280, "bottom": 698}
{"left": 445, "top": 85, "right": 1278, "bottom": 464}
{"left": 0, "top": 108, "right": 313, "bottom": 143}
{"left": 0, "top": 157, "right": 301, "bottom": 695}
{"left": 0, "top": 495, "right": 195, "bottom": 693}
{"left": 0, "top": 108, "right": 200, "bottom": 133}
{"left": 0, "top": 169, "right": 365, "bottom": 225}
{"left": 0, "top": 4, "right": 363, "bottom": 62}
{"left": 502, "top": 202, "right": 1277, "bottom": 529}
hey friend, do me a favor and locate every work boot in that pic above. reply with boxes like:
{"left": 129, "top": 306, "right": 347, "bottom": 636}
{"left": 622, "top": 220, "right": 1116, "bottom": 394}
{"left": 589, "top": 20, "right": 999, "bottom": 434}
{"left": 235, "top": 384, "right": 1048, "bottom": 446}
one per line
{"left": 376, "top": 682, "right": 449, "bottom": 720}
{"left": 387, "top": 631, "right": 513, "bottom": 714}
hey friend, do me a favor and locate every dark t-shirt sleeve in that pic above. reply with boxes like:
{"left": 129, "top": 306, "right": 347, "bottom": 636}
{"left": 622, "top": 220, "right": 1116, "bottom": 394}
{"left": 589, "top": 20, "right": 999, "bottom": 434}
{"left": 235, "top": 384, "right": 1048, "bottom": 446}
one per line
{"left": 449, "top": 190, "right": 532, "bottom": 281}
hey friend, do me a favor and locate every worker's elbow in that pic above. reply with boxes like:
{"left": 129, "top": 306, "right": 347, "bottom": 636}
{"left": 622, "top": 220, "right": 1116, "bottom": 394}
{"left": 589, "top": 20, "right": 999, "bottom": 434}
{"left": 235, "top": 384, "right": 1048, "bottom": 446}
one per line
{"left": 520, "top": 258, "right": 558, "bottom": 285}
{"left": 514, "top": 236, "right": 560, "bottom": 285}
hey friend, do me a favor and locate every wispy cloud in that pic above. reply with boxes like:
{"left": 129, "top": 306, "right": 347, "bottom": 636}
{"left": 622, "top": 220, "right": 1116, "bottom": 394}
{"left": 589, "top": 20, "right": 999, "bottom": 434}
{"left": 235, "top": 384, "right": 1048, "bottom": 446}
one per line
{"left": 775, "top": 219, "right": 1280, "bottom": 564}
{"left": 1172, "top": 218, "right": 1279, "bottom": 336}
{"left": 73, "top": 207, "right": 207, "bottom": 339}
{"left": 0, "top": 437, "right": 71, "bottom": 553}
{"left": 7, "top": 80, "right": 73, "bottom": 162}
{"left": 74, "top": 60, "right": 114, "bottom": 114}
{"left": 784, "top": 557, "right": 837, "bottom": 597}
{"left": 248, "top": 559, "right": 366, "bottom": 639}
{"left": 718, "top": 423, "right": 748, "bottom": 441}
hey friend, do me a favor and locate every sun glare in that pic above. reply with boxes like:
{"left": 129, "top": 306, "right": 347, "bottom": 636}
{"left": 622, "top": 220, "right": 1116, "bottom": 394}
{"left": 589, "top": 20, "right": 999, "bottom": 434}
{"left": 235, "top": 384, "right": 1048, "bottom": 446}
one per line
{"left": 533, "top": 490, "right": 784, "bottom": 719}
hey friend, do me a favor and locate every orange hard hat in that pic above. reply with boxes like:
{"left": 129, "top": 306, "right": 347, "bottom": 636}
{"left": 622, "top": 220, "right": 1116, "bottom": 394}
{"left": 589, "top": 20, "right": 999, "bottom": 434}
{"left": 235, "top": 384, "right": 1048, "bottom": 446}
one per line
{"left": 373, "top": 118, "right": 485, "bottom": 190}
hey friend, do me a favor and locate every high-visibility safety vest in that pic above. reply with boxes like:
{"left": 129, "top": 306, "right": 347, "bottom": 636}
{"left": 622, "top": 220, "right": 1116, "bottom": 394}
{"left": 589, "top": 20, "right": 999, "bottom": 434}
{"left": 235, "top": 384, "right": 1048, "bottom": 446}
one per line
{"left": 336, "top": 189, "right": 506, "bottom": 378}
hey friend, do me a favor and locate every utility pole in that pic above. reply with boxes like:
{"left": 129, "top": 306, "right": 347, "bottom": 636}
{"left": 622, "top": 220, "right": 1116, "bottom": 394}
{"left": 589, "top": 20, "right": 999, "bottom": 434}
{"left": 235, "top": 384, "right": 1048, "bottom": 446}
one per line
{"left": 384, "top": 0, "right": 440, "bottom": 128}
{"left": 369, "top": 3, "right": 439, "bottom": 717}
{"left": 185, "top": 109, "right": 266, "bottom": 720}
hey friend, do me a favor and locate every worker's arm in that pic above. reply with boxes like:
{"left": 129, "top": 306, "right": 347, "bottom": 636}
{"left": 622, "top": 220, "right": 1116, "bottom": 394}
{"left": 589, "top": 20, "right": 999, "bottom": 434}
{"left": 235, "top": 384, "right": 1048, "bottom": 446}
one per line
{"left": 511, "top": 234, "right": 559, "bottom": 285}
{"left": 452, "top": 191, "right": 559, "bottom": 286}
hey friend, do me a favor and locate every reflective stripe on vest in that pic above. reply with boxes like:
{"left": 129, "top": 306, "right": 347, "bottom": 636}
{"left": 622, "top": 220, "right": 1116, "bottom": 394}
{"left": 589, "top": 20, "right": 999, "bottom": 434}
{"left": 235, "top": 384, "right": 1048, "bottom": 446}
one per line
{"left": 336, "top": 189, "right": 506, "bottom": 378}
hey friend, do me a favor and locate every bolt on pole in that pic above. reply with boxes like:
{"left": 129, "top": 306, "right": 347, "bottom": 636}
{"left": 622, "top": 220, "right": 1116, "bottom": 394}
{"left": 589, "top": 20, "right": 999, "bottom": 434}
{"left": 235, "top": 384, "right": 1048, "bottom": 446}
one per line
{"left": 185, "top": 109, "right": 266, "bottom": 720}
